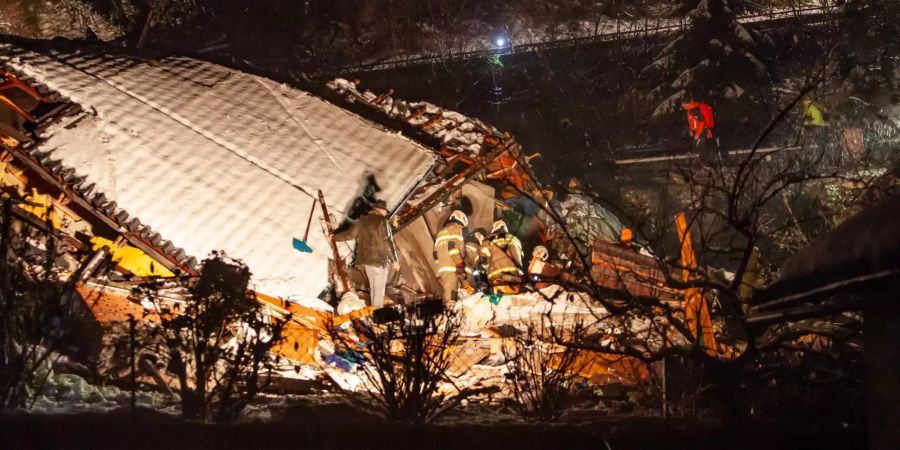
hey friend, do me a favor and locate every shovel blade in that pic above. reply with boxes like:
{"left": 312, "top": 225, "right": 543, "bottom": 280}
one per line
{"left": 293, "top": 238, "right": 313, "bottom": 253}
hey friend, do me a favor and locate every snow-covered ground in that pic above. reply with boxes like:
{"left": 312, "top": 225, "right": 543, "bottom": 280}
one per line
{"left": 28, "top": 371, "right": 176, "bottom": 416}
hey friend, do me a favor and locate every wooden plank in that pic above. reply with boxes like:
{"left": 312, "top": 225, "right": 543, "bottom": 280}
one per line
{"left": 394, "top": 139, "right": 515, "bottom": 231}
{"left": 332, "top": 306, "right": 376, "bottom": 327}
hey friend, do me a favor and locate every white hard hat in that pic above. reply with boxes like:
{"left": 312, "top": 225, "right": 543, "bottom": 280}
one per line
{"left": 491, "top": 219, "right": 508, "bottom": 234}
{"left": 449, "top": 210, "right": 468, "bottom": 227}
{"left": 532, "top": 245, "right": 549, "bottom": 261}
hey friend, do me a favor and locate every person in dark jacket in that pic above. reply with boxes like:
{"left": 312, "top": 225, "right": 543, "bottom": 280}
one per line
{"left": 331, "top": 199, "right": 399, "bottom": 307}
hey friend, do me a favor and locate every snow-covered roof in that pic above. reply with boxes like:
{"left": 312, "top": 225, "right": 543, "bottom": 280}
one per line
{"left": 0, "top": 41, "right": 436, "bottom": 299}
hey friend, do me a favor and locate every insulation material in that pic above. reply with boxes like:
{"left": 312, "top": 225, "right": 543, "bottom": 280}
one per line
{"left": 90, "top": 236, "right": 175, "bottom": 277}
{"left": 460, "top": 181, "right": 495, "bottom": 233}
{"left": 0, "top": 43, "right": 436, "bottom": 299}
{"left": 456, "top": 294, "right": 495, "bottom": 335}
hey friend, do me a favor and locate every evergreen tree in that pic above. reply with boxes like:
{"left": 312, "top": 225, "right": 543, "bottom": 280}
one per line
{"left": 643, "top": 0, "right": 773, "bottom": 118}
{"left": 667, "top": 0, "right": 760, "bottom": 16}
{"left": 839, "top": 0, "right": 900, "bottom": 88}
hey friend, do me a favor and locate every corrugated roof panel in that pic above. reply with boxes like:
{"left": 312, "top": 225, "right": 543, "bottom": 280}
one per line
{"left": 1, "top": 43, "right": 436, "bottom": 299}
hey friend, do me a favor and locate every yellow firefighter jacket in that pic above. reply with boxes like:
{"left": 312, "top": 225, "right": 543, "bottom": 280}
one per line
{"left": 465, "top": 238, "right": 489, "bottom": 269}
{"left": 485, "top": 233, "right": 523, "bottom": 282}
{"left": 434, "top": 222, "right": 466, "bottom": 275}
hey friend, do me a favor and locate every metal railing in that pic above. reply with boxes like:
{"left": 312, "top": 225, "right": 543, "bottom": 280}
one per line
{"left": 314, "top": 6, "right": 831, "bottom": 77}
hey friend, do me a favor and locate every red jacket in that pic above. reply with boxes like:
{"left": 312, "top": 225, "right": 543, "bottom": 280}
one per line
{"left": 683, "top": 102, "right": 715, "bottom": 140}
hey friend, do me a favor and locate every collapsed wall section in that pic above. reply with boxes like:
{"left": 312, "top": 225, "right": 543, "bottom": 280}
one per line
{"left": 1, "top": 41, "right": 436, "bottom": 299}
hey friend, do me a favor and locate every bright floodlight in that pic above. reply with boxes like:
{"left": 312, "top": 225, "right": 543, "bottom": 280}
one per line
{"left": 495, "top": 37, "right": 506, "bottom": 47}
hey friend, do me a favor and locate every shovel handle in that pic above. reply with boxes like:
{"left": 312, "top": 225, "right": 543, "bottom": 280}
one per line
{"left": 302, "top": 197, "right": 317, "bottom": 241}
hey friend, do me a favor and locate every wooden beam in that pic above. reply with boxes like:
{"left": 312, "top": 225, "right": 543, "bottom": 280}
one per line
{"left": 393, "top": 139, "right": 515, "bottom": 232}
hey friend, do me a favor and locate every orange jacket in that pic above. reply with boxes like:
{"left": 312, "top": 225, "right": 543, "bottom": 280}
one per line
{"left": 683, "top": 102, "right": 715, "bottom": 140}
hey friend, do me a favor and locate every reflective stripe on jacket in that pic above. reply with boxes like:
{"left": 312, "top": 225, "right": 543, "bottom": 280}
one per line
{"left": 434, "top": 222, "right": 465, "bottom": 273}
{"left": 484, "top": 233, "right": 522, "bottom": 281}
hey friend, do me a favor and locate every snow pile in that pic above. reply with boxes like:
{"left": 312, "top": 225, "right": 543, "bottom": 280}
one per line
{"left": 29, "top": 372, "right": 173, "bottom": 415}
{"left": 329, "top": 78, "right": 502, "bottom": 157}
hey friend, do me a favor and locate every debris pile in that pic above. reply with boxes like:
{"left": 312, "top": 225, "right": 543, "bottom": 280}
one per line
{"left": 329, "top": 78, "right": 494, "bottom": 157}
{"left": 0, "top": 37, "right": 708, "bottom": 421}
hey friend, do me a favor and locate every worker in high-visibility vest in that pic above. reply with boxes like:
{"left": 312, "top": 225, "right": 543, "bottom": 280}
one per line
{"left": 800, "top": 97, "right": 831, "bottom": 159}
{"left": 801, "top": 97, "right": 827, "bottom": 127}
{"left": 434, "top": 210, "right": 469, "bottom": 303}
{"left": 484, "top": 219, "right": 523, "bottom": 294}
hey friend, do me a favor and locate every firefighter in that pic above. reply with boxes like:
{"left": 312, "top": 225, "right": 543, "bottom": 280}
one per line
{"left": 682, "top": 100, "right": 720, "bottom": 163}
{"left": 527, "top": 245, "right": 561, "bottom": 290}
{"left": 465, "top": 228, "right": 490, "bottom": 293}
{"left": 484, "top": 219, "right": 523, "bottom": 294}
{"left": 434, "top": 210, "right": 468, "bottom": 303}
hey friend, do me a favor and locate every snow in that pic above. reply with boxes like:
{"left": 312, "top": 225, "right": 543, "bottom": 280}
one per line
{"left": 744, "top": 51, "right": 768, "bottom": 75}
{"left": 28, "top": 371, "right": 174, "bottom": 415}
{"left": 328, "top": 78, "right": 490, "bottom": 156}
{"left": 733, "top": 24, "right": 756, "bottom": 46}
{"left": 651, "top": 89, "right": 687, "bottom": 119}
{"left": 1, "top": 43, "right": 436, "bottom": 299}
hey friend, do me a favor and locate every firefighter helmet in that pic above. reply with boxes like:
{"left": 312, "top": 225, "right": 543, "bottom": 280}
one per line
{"left": 449, "top": 210, "right": 468, "bottom": 227}
{"left": 532, "top": 245, "right": 549, "bottom": 261}
{"left": 491, "top": 219, "right": 508, "bottom": 234}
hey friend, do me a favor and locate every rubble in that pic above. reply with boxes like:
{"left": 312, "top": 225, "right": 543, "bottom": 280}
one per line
{"left": 0, "top": 36, "right": 710, "bottom": 422}
{"left": 327, "top": 78, "right": 503, "bottom": 158}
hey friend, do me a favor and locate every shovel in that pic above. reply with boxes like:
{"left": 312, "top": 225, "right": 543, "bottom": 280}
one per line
{"left": 292, "top": 197, "right": 317, "bottom": 253}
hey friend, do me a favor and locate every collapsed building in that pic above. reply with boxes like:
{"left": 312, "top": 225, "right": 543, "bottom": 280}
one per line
{"left": 0, "top": 36, "right": 714, "bottom": 398}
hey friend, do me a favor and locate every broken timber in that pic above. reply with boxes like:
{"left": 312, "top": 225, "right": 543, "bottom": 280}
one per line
{"left": 393, "top": 137, "right": 519, "bottom": 231}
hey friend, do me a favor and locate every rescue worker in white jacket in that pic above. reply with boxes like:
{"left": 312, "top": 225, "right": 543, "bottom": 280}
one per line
{"left": 484, "top": 219, "right": 523, "bottom": 294}
{"left": 434, "top": 210, "right": 469, "bottom": 303}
